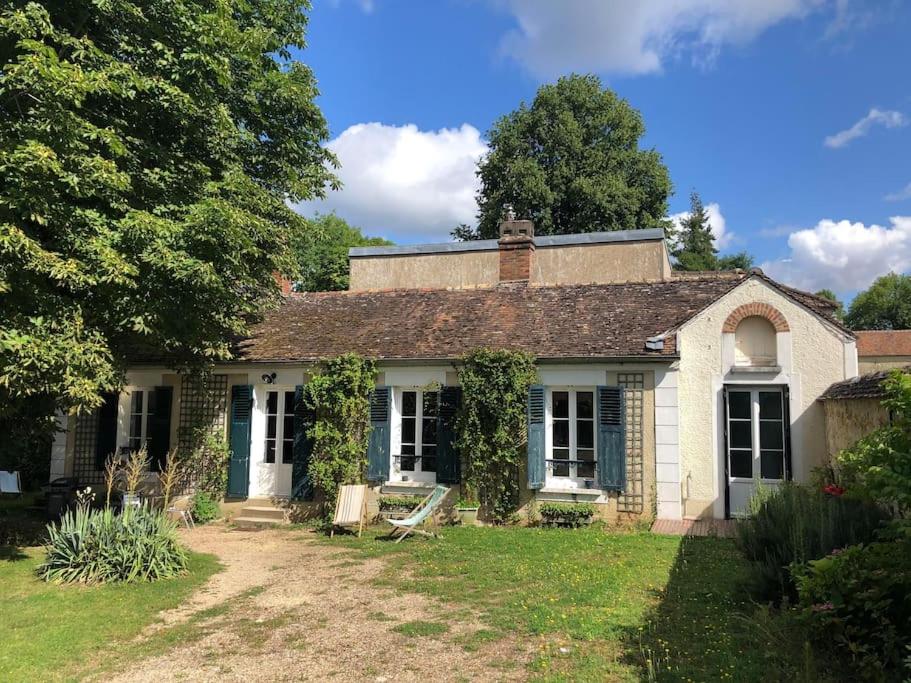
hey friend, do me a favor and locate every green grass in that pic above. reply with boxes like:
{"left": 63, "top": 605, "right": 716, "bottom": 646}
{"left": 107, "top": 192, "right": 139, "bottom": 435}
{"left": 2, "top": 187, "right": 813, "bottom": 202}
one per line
{"left": 325, "top": 527, "right": 815, "bottom": 681}
{"left": 0, "top": 546, "right": 220, "bottom": 681}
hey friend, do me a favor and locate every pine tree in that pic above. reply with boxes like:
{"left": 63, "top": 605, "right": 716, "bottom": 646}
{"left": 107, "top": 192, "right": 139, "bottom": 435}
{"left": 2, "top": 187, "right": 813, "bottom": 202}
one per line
{"left": 673, "top": 192, "right": 718, "bottom": 271}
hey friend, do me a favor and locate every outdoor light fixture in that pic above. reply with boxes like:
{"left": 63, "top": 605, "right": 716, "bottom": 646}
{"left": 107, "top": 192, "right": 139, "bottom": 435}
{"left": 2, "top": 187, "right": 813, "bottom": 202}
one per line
{"left": 261, "top": 372, "right": 277, "bottom": 384}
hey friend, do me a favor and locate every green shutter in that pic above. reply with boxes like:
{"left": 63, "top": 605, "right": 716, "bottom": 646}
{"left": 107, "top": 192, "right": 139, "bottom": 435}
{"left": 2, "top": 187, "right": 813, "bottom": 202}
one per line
{"left": 148, "top": 386, "right": 173, "bottom": 472}
{"left": 436, "top": 386, "right": 462, "bottom": 484}
{"left": 527, "top": 384, "right": 545, "bottom": 490}
{"left": 366, "top": 386, "right": 390, "bottom": 482}
{"left": 95, "top": 391, "right": 119, "bottom": 470}
{"left": 291, "top": 385, "right": 315, "bottom": 500}
{"left": 227, "top": 384, "right": 253, "bottom": 498}
{"left": 597, "top": 386, "right": 626, "bottom": 491}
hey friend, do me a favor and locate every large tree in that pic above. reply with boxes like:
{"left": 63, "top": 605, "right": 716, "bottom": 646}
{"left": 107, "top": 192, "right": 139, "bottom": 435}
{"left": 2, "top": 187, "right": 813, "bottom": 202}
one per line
{"left": 473, "top": 74, "right": 672, "bottom": 240}
{"left": 293, "top": 214, "right": 391, "bottom": 292}
{"left": 845, "top": 273, "right": 911, "bottom": 330}
{"left": 671, "top": 192, "right": 753, "bottom": 271}
{"left": 0, "top": 1, "right": 337, "bottom": 423}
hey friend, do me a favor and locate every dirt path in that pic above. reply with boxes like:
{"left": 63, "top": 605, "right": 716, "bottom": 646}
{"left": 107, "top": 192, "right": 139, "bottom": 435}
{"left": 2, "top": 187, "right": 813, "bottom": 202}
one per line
{"left": 103, "top": 525, "right": 533, "bottom": 682}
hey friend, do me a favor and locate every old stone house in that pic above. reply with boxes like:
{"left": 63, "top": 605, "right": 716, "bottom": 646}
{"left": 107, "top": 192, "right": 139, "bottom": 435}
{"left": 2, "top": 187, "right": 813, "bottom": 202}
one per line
{"left": 51, "top": 220, "right": 857, "bottom": 521}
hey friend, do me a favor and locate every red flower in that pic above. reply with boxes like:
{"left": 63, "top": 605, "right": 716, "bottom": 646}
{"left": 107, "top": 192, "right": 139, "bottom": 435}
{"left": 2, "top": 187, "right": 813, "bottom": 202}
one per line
{"left": 823, "top": 483, "right": 845, "bottom": 496}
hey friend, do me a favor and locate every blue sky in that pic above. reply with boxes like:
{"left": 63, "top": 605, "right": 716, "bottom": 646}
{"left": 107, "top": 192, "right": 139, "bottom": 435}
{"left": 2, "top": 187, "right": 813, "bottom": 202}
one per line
{"left": 293, "top": 0, "right": 911, "bottom": 299}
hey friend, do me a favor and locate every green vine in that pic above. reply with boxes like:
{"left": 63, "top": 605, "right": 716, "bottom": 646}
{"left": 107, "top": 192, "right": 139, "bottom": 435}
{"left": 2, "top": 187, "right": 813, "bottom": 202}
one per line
{"left": 455, "top": 348, "right": 538, "bottom": 523}
{"left": 304, "top": 353, "right": 376, "bottom": 518}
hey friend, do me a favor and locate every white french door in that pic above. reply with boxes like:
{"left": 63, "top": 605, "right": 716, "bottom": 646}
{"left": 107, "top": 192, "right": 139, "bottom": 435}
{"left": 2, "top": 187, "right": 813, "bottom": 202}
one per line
{"left": 725, "top": 387, "right": 788, "bottom": 517}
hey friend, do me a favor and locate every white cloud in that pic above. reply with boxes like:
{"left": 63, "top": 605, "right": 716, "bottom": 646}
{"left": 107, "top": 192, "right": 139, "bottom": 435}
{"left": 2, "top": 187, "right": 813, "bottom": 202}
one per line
{"left": 670, "top": 201, "right": 733, "bottom": 249}
{"left": 823, "top": 108, "right": 907, "bottom": 148}
{"left": 296, "top": 122, "right": 488, "bottom": 241}
{"left": 496, "top": 0, "right": 825, "bottom": 78}
{"left": 761, "top": 216, "right": 911, "bottom": 293}
{"left": 885, "top": 182, "right": 911, "bottom": 202}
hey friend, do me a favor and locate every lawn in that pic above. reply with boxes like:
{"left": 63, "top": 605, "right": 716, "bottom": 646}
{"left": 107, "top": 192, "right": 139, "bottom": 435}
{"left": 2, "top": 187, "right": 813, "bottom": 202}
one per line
{"left": 326, "top": 526, "right": 814, "bottom": 682}
{"left": 0, "top": 543, "right": 219, "bottom": 682}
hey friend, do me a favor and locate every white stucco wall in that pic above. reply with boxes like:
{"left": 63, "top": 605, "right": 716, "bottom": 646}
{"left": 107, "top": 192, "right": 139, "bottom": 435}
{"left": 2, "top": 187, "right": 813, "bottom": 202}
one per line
{"left": 676, "top": 278, "right": 854, "bottom": 519}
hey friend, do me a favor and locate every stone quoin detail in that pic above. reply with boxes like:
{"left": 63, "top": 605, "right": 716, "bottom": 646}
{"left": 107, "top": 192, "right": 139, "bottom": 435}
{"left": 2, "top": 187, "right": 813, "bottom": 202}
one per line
{"left": 722, "top": 302, "right": 789, "bottom": 333}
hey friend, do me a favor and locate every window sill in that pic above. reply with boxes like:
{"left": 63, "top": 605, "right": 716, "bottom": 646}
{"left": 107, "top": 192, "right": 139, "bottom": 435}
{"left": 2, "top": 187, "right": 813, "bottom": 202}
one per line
{"left": 381, "top": 481, "right": 437, "bottom": 495}
{"left": 539, "top": 487, "right": 602, "bottom": 499}
{"left": 729, "top": 365, "right": 782, "bottom": 374}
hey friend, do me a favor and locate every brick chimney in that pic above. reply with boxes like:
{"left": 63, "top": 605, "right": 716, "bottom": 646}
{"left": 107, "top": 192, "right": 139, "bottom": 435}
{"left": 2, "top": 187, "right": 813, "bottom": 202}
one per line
{"left": 498, "top": 218, "right": 535, "bottom": 283}
{"left": 272, "top": 271, "right": 293, "bottom": 296}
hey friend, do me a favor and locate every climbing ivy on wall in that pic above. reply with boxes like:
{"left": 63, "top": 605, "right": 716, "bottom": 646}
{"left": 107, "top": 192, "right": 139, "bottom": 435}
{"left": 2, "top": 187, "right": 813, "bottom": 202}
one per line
{"left": 455, "top": 349, "right": 538, "bottom": 523}
{"left": 304, "top": 353, "right": 376, "bottom": 516}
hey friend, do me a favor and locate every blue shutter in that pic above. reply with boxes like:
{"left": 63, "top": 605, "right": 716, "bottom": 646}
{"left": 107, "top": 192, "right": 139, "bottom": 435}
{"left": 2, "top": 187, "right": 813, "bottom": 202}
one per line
{"left": 95, "top": 392, "right": 119, "bottom": 470}
{"left": 436, "top": 387, "right": 462, "bottom": 484}
{"left": 148, "top": 386, "right": 173, "bottom": 472}
{"left": 291, "top": 385, "right": 315, "bottom": 500}
{"left": 227, "top": 385, "right": 253, "bottom": 498}
{"left": 527, "top": 384, "right": 546, "bottom": 490}
{"left": 366, "top": 386, "right": 390, "bottom": 482}
{"left": 597, "top": 386, "right": 626, "bottom": 491}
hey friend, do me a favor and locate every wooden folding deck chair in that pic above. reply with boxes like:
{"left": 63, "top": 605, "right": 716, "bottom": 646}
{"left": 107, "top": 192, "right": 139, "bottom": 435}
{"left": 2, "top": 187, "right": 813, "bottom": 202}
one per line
{"left": 331, "top": 484, "right": 368, "bottom": 537}
{"left": 386, "top": 485, "right": 450, "bottom": 543}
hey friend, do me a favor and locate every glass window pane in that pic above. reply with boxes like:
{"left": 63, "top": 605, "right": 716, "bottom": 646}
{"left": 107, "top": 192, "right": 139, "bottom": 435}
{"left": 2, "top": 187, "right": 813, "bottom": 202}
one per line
{"left": 761, "top": 450, "right": 784, "bottom": 479}
{"left": 266, "top": 391, "right": 278, "bottom": 415}
{"left": 402, "top": 391, "right": 416, "bottom": 417}
{"left": 130, "top": 415, "right": 142, "bottom": 440}
{"left": 423, "top": 391, "right": 438, "bottom": 417}
{"left": 283, "top": 415, "right": 294, "bottom": 441}
{"left": 729, "top": 450, "right": 752, "bottom": 478}
{"left": 553, "top": 391, "right": 569, "bottom": 419}
{"left": 576, "top": 392, "right": 593, "bottom": 419}
{"left": 400, "top": 456, "right": 415, "bottom": 471}
{"left": 422, "top": 457, "right": 437, "bottom": 472}
{"left": 421, "top": 418, "right": 437, "bottom": 445}
{"left": 577, "top": 449, "right": 594, "bottom": 462}
{"left": 282, "top": 440, "right": 293, "bottom": 464}
{"left": 759, "top": 391, "right": 782, "bottom": 419}
{"left": 553, "top": 420, "right": 569, "bottom": 448}
{"left": 422, "top": 444, "right": 437, "bottom": 457}
{"left": 728, "top": 391, "right": 751, "bottom": 419}
{"left": 553, "top": 448, "right": 569, "bottom": 460}
{"left": 400, "top": 443, "right": 415, "bottom": 455}
{"left": 265, "top": 441, "right": 275, "bottom": 464}
{"left": 402, "top": 417, "right": 415, "bottom": 444}
{"left": 267, "top": 415, "right": 277, "bottom": 439}
{"left": 577, "top": 420, "right": 594, "bottom": 449}
{"left": 146, "top": 390, "right": 157, "bottom": 415}
{"left": 729, "top": 420, "right": 752, "bottom": 449}
{"left": 760, "top": 421, "right": 783, "bottom": 450}
{"left": 284, "top": 391, "right": 296, "bottom": 412}
{"left": 131, "top": 391, "right": 144, "bottom": 414}
{"left": 577, "top": 461, "right": 595, "bottom": 479}
{"left": 552, "top": 448, "right": 569, "bottom": 477}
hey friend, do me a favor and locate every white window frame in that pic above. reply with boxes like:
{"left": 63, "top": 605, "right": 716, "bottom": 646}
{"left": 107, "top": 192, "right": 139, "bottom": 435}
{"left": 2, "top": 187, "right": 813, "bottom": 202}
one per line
{"left": 545, "top": 386, "right": 597, "bottom": 489}
{"left": 118, "top": 387, "right": 155, "bottom": 456}
{"left": 263, "top": 387, "right": 296, "bottom": 466}
{"left": 390, "top": 387, "right": 439, "bottom": 484}
{"left": 725, "top": 386, "right": 787, "bottom": 484}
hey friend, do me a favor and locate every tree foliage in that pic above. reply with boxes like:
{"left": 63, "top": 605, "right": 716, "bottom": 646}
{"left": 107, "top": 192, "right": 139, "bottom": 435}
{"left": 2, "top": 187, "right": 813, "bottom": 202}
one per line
{"left": 0, "top": 1, "right": 337, "bottom": 423}
{"left": 455, "top": 349, "right": 538, "bottom": 523}
{"left": 671, "top": 191, "right": 753, "bottom": 272}
{"left": 293, "top": 213, "right": 391, "bottom": 292}
{"left": 304, "top": 354, "right": 376, "bottom": 517}
{"left": 473, "top": 74, "right": 672, "bottom": 240}
{"left": 814, "top": 289, "right": 845, "bottom": 321}
{"left": 845, "top": 273, "right": 911, "bottom": 331}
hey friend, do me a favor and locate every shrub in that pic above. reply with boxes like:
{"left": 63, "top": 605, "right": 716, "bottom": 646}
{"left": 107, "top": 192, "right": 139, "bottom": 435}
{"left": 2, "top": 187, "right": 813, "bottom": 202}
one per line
{"left": 793, "top": 534, "right": 911, "bottom": 679}
{"left": 185, "top": 431, "right": 231, "bottom": 500}
{"left": 735, "top": 483, "right": 887, "bottom": 602}
{"left": 378, "top": 495, "right": 419, "bottom": 512}
{"left": 38, "top": 503, "right": 188, "bottom": 584}
{"left": 190, "top": 492, "right": 220, "bottom": 524}
{"left": 538, "top": 502, "right": 596, "bottom": 527}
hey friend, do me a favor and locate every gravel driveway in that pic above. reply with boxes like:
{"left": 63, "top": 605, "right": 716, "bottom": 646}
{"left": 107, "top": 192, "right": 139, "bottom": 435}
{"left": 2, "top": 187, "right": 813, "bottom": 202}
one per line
{"left": 102, "top": 524, "right": 531, "bottom": 682}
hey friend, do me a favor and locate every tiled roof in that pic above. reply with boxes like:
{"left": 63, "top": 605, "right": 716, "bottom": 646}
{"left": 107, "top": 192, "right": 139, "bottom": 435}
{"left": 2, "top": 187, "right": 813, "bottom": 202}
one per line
{"left": 856, "top": 330, "right": 911, "bottom": 357}
{"left": 821, "top": 366, "right": 910, "bottom": 401}
{"left": 234, "top": 273, "right": 841, "bottom": 363}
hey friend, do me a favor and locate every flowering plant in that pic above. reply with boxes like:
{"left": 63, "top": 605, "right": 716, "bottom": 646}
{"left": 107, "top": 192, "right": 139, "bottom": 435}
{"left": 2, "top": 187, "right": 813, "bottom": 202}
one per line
{"left": 822, "top": 483, "right": 845, "bottom": 496}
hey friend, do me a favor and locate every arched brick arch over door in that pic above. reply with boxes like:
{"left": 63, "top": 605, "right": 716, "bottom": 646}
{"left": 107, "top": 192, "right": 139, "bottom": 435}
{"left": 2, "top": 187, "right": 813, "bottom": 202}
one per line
{"left": 722, "top": 303, "right": 789, "bottom": 333}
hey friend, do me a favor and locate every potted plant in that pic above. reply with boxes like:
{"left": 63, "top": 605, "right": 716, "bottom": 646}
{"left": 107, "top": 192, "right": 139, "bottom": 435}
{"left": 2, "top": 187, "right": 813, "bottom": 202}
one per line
{"left": 455, "top": 496, "right": 480, "bottom": 526}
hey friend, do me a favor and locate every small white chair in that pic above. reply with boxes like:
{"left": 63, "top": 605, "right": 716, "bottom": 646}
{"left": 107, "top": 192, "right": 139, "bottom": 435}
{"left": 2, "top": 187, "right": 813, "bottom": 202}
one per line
{"left": 0, "top": 471, "right": 22, "bottom": 496}
{"left": 167, "top": 505, "right": 196, "bottom": 530}
{"left": 331, "top": 484, "right": 368, "bottom": 537}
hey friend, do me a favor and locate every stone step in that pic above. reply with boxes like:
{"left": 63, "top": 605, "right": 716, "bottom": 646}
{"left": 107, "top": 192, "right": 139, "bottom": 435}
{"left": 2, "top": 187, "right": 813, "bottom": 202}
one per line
{"left": 240, "top": 506, "right": 286, "bottom": 521}
{"left": 233, "top": 516, "right": 283, "bottom": 530}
